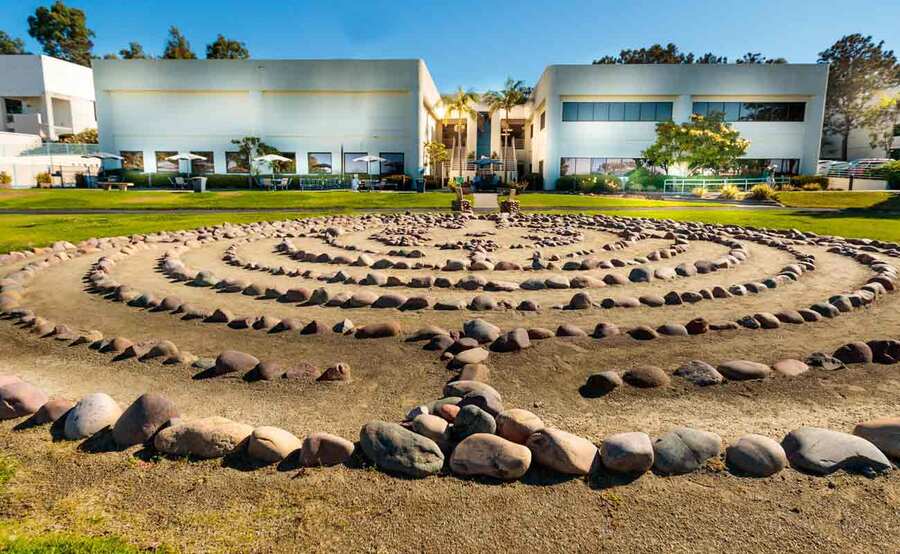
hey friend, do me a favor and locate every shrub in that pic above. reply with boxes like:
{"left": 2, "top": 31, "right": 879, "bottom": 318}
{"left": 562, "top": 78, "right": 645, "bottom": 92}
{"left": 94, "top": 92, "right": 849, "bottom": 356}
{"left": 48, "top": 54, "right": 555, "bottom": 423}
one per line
{"left": 556, "top": 174, "right": 620, "bottom": 193}
{"left": 59, "top": 128, "right": 98, "bottom": 144}
{"left": 522, "top": 172, "right": 543, "bottom": 191}
{"left": 692, "top": 186, "right": 707, "bottom": 197}
{"left": 790, "top": 175, "right": 828, "bottom": 190}
{"left": 876, "top": 160, "right": 900, "bottom": 190}
{"left": 802, "top": 182, "right": 824, "bottom": 191}
{"left": 555, "top": 175, "right": 577, "bottom": 192}
{"left": 719, "top": 184, "right": 740, "bottom": 199}
{"left": 0, "top": 171, "right": 11, "bottom": 189}
{"left": 746, "top": 183, "right": 776, "bottom": 200}
{"left": 35, "top": 172, "right": 51, "bottom": 188}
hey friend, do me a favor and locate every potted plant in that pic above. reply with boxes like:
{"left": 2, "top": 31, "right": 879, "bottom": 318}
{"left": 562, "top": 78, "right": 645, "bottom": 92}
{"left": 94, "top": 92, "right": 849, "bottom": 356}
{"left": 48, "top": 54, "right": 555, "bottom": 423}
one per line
{"left": 500, "top": 182, "right": 525, "bottom": 214}
{"left": 449, "top": 182, "right": 472, "bottom": 213}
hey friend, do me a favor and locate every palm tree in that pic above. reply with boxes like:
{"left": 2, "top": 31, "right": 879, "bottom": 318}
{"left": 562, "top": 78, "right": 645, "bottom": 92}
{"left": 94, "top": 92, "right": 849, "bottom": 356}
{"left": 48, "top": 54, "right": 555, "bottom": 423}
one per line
{"left": 440, "top": 87, "right": 480, "bottom": 175}
{"left": 483, "top": 78, "right": 528, "bottom": 183}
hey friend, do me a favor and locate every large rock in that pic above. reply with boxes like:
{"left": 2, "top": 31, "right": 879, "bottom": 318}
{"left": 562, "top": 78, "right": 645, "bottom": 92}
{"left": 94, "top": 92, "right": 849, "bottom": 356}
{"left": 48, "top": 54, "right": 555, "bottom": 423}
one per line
{"left": 31, "top": 398, "right": 74, "bottom": 425}
{"left": 449, "top": 404, "right": 496, "bottom": 442}
{"left": 623, "top": 367, "right": 670, "bottom": 388}
{"left": 832, "top": 342, "right": 873, "bottom": 364}
{"left": 496, "top": 409, "right": 545, "bottom": 444}
{"left": 781, "top": 427, "right": 892, "bottom": 475}
{"left": 450, "top": 434, "right": 532, "bottom": 480}
{"left": 725, "top": 434, "right": 787, "bottom": 477}
{"left": 526, "top": 428, "right": 599, "bottom": 475}
{"left": 214, "top": 350, "right": 260, "bottom": 376}
{"left": 853, "top": 417, "right": 900, "bottom": 459}
{"left": 652, "top": 427, "right": 722, "bottom": 475}
{"left": 247, "top": 426, "right": 303, "bottom": 464}
{"left": 64, "top": 393, "right": 122, "bottom": 440}
{"left": 772, "top": 359, "right": 809, "bottom": 377}
{"left": 0, "top": 381, "right": 48, "bottom": 420}
{"left": 412, "top": 414, "right": 450, "bottom": 449}
{"left": 355, "top": 321, "right": 401, "bottom": 339}
{"left": 299, "top": 432, "right": 355, "bottom": 466}
{"left": 453, "top": 347, "right": 490, "bottom": 366}
{"left": 463, "top": 319, "right": 501, "bottom": 343}
{"left": 601, "top": 432, "right": 654, "bottom": 474}
{"left": 580, "top": 371, "right": 623, "bottom": 397}
{"left": 154, "top": 416, "right": 253, "bottom": 459}
{"left": 674, "top": 360, "right": 723, "bottom": 386}
{"left": 112, "top": 393, "right": 179, "bottom": 447}
{"left": 359, "top": 421, "right": 444, "bottom": 477}
{"left": 717, "top": 360, "right": 771, "bottom": 381}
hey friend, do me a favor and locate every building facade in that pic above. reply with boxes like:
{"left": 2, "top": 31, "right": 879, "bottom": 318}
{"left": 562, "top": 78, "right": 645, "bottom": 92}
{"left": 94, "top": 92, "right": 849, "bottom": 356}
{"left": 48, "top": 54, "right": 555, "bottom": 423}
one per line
{"left": 93, "top": 59, "right": 828, "bottom": 189}
{"left": 820, "top": 87, "right": 899, "bottom": 161}
{"left": 0, "top": 55, "right": 96, "bottom": 141}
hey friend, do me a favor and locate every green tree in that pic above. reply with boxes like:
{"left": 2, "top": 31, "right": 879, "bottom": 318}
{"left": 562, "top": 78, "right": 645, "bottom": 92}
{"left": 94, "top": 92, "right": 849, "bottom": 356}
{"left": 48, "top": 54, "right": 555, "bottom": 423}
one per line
{"left": 818, "top": 34, "right": 900, "bottom": 160}
{"left": 862, "top": 92, "right": 900, "bottom": 158}
{"left": 230, "top": 137, "right": 287, "bottom": 185}
{"left": 0, "top": 31, "right": 27, "bottom": 54}
{"left": 439, "top": 87, "right": 480, "bottom": 174}
{"left": 59, "top": 128, "right": 98, "bottom": 144}
{"left": 119, "top": 42, "right": 149, "bottom": 59}
{"left": 26, "top": 1, "right": 94, "bottom": 66}
{"left": 482, "top": 78, "right": 529, "bottom": 182}
{"left": 737, "top": 52, "right": 787, "bottom": 64}
{"left": 424, "top": 141, "right": 450, "bottom": 186}
{"left": 161, "top": 26, "right": 196, "bottom": 59}
{"left": 206, "top": 34, "right": 249, "bottom": 59}
{"left": 643, "top": 114, "right": 749, "bottom": 175}
{"left": 594, "top": 43, "right": 695, "bottom": 64}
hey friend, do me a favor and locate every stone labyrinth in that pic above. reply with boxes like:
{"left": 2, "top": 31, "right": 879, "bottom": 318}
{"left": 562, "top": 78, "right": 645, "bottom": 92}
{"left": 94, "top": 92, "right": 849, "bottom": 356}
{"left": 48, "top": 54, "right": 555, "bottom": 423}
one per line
{"left": 1, "top": 212, "right": 899, "bottom": 484}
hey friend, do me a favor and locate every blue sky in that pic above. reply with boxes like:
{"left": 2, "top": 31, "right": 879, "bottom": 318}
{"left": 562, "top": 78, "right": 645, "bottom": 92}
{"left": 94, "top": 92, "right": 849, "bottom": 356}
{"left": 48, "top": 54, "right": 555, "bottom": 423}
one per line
{"left": 2, "top": 0, "right": 898, "bottom": 91}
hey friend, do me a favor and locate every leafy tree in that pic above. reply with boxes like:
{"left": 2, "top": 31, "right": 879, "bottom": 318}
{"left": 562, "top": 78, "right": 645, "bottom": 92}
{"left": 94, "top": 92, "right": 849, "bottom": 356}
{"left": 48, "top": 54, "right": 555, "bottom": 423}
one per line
{"left": 161, "top": 26, "right": 196, "bottom": 59}
{"left": 424, "top": 141, "right": 450, "bottom": 186}
{"left": 594, "top": 43, "right": 695, "bottom": 64}
{"left": 439, "top": 87, "right": 480, "bottom": 173}
{"left": 27, "top": 1, "right": 94, "bottom": 66}
{"left": 862, "top": 92, "right": 900, "bottom": 157}
{"left": 101, "top": 53, "right": 117, "bottom": 59}
{"left": 206, "top": 34, "right": 249, "bottom": 59}
{"left": 482, "top": 78, "right": 529, "bottom": 182}
{"left": 59, "top": 128, "right": 98, "bottom": 144}
{"left": 695, "top": 53, "right": 728, "bottom": 64}
{"left": 229, "top": 137, "right": 289, "bottom": 184}
{"left": 737, "top": 52, "right": 787, "bottom": 64}
{"left": 119, "top": 42, "right": 149, "bottom": 59}
{"left": 0, "top": 31, "right": 27, "bottom": 54}
{"left": 818, "top": 34, "right": 900, "bottom": 160}
{"left": 642, "top": 113, "right": 749, "bottom": 175}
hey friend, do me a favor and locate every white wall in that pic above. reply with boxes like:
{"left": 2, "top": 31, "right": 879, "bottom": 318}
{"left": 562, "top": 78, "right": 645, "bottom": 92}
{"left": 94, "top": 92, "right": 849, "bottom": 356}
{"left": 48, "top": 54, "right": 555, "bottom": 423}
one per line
{"left": 533, "top": 64, "right": 829, "bottom": 189}
{"left": 94, "top": 59, "right": 435, "bottom": 178}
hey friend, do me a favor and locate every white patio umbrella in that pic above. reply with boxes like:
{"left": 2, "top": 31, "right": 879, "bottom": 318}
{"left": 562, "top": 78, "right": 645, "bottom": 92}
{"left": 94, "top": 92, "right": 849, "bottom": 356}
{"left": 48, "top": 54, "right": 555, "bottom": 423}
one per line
{"left": 253, "top": 153, "right": 293, "bottom": 176}
{"left": 81, "top": 152, "right": 123, "bottom": 183}
{"left": 166, "top": 152, "right": 206, "bottom": 175}
{"left": 353, "top": 154, "right": 386, "bottom": 177}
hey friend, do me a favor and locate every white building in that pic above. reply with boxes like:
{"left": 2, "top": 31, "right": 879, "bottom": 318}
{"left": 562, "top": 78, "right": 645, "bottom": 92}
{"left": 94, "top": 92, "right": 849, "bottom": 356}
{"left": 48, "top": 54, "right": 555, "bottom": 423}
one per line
{"left": 0, "top": 55, "right": 96, "bottom": 141}
{"left": 93, "top": 59, "right": 829, "bottom": 189}
{"left": 820, "top": 87, "right": 899, "bottom": 161}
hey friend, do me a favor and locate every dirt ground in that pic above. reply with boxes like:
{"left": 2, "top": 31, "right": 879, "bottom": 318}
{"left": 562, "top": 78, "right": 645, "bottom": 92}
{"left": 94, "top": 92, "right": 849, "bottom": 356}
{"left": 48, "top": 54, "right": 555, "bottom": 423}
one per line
{"left": 1, "top": 216, "right": 899, "bottom": 553}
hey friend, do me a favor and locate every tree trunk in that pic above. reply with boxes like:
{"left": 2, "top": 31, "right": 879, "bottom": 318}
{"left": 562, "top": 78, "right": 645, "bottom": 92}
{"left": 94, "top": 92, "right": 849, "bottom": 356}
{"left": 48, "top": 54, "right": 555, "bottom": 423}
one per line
{"left": 841, "top": 130, "right": 850, "bottom": 162}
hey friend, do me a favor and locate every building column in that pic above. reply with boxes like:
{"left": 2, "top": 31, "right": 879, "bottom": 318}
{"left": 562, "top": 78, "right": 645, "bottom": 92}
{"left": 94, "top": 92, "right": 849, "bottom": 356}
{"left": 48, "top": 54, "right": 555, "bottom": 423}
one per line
{"left": 41, "top": 93, "right": 55, "bottom": 141}
{"left": 672, "top": 94, "right": 693, "bottom": 124}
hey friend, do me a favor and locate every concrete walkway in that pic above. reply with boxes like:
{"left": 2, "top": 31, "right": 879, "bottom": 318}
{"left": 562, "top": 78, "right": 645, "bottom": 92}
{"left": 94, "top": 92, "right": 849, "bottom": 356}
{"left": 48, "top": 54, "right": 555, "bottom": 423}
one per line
{"left": 472, "top": 193, "right": 499, "bottom": 211}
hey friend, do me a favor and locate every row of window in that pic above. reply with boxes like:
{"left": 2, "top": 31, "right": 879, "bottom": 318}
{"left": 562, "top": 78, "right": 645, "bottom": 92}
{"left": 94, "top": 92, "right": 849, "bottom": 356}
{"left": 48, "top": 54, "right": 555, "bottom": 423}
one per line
{"left": 692, "top": 102, "right": 806, "bottom": 122}
{"left": 120, "top": 151, "right": 406, "bottom": 175}
{"left": 562, "top": 102, "right": 674, "bottom": 122}
{"left": 560, "top": 157, "right": 801, "bottom": 176}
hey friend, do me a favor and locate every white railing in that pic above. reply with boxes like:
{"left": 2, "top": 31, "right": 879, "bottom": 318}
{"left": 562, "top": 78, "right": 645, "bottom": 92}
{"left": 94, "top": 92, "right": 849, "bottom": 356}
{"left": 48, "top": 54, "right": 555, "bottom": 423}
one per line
{"left": 15, "top": 143, "right": 100, "bottom": 157}
{"left": 663, "top": 176, "right": 790, "bottom": 194}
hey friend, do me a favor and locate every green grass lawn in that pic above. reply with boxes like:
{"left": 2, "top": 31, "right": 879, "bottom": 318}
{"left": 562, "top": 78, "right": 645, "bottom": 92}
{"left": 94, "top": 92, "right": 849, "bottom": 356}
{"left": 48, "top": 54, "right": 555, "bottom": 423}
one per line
{"left": 775, "top": 191, "right": 900, "bottom": 210}
{"left": 0, "top": 190, "right": 457, "bottom": 211}
{"left": 513, "top": 193, "right": 709, "bottom": 209}
{"left": 0, "top": 211, "right": 317, "bottom": 253}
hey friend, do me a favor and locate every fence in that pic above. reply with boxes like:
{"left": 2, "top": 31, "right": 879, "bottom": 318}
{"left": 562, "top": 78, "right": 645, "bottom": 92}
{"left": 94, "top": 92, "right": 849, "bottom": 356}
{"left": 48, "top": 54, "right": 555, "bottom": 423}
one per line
{"left": 13, "top": 142, "right": 100, "bottom": 157}
{"left": 663, "top": 176, "right": 790, "bottom": 194}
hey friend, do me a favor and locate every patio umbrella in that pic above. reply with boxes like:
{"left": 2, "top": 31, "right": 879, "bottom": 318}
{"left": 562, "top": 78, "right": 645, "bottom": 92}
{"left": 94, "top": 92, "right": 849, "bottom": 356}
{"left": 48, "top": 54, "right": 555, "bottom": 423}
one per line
{"left": 253, "top": 153, "right": 293, "bottom": 177}
{"left": 353, "top": 154, "right": 386, "bottom": 177}
{"left": 166, "top": 152, "right": 206, "bottom": 175}
{"left": 81, "top": 152, "right": 123, "bottom": 181}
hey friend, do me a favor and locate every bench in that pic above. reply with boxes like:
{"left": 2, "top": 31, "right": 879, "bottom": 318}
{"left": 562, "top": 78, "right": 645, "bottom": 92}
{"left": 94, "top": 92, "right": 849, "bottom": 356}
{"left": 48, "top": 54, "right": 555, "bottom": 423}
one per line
{"left": 99, "top": 181, "right": 133, "bottom": 191}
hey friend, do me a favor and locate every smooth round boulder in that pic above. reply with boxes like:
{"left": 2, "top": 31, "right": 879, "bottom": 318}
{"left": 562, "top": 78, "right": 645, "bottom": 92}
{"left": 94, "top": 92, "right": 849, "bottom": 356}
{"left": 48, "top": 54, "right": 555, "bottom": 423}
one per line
{"left": 450, "top": 434, "right": 532, "bottom": 480}
{"left": 453, "top": 347, "right": 490, "bottom": 366}
{"left": 463, "top": 319, "right": 501, "bottom": 343}
{"left": 674, "top": 360, "right": 723, "bottom": 386}
{"left": 30, "top": 398, "right": 74, "bottom": 425}
{"left": 317, "top": 362, "right": 351, "bottom": 382}
{"left": 359, "top": 421, "right": 444, "bottom": 477}
{"left": 717, "top": 360, "right": 771, "bottom": 381}
{"left": 112, "top": 393, "right": 179, "bottom": 447}
{"left": 580, "top": 371, "right": 623, "bottom": 397}
{"left": 0, "top": 381, "right": 48, "bottom": 420}
{"left": 652, "top": 427, "right": 722, "bottom": 475}
{"left": 449, "top": 405, "right": 496, "bottom": 442}
{"left": 526, "top": 428, "right": 599, "bottom": 475}
{"left": 459, "top": 363, "right": 490, "bottom": 383}
{"left": 832, "top": 342, "right": 873, "bottom": 365}
{"left": 853, "top": 417, "right": 900, "bottom": 459}
{"left": 247, "top": 426, "right": 303, "bottom": 464}
{"left": 623, "top": 367, "right": 670, "bottom": 388}
{"left": 154, "top": 416, "right": 253, "bottom": 459}
{"left": 781, "top": 427, "right": 891, "bottom": 475}
{"left": 64, "top": 393, "right": 122, "bottom": 440}
{"left": 214, "top": 350, "right": 260, "bottom": 377}
{"left": 772, "top": 359, "right": 809, "bottom": 377}
{"left": 496, "top": 409, "right": 545, "bottom": 444}
{"left": 355, "top": 321, "right": 401, "bottom": 339}
{"left": 725, "top": 434, "right": 787, "bottom": 477}
{"left": 601, "top": 432, "right": 654, "bottom": 474}
{"left": 627, "top": 326, "right": 658, "bottom": 341}
{"left": 299, "top": 432, "right": 356, "bottom": 466}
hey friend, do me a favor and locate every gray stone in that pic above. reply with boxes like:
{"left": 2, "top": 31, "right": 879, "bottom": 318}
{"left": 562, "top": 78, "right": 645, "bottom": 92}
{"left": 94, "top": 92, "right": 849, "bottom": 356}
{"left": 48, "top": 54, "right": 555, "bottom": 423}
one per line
{"left": 652, "top": 427, "right": 722, "bottom": 475}
{"left": 717, "top": 360, "right": 771, "bottom": 381}
{"left": 580, "top": 371, "right": 623, "bottom": 397}
{"left": 781, "top": 427, "right": 891, "bottom": 475}
{"left": 450, "top": 434, "right": 531, "bottom": 480}
{"left": 449, "top": 404, "right": 496, "bottom": 442}
{"left": 248, "top": 426, "right": 303, "bottom": 463}
{"left": 674, "top": 360, "right": 723, "bottom": 386}
{"left": 64, "top": 393, "right": 122, "bottom": 440}
{"left": 601, "top": 432, "right": 654, "bottom": 474}
{"left": 359, "top": 421, "right": 444, "bottom": 477}
{"left": 112, "top": 393, "right": 179, "bottom": 447}
{"left": 726, "top": 434, "right": 787, "bottom": 477}
{"left": 299, "top": 432, "right": 355, "bottom": 466}
{"left": 526, "top": 428, "right": 599, "bottom": 475}
{"left": 154, "top": 416, "right": 253, "bottom": 459}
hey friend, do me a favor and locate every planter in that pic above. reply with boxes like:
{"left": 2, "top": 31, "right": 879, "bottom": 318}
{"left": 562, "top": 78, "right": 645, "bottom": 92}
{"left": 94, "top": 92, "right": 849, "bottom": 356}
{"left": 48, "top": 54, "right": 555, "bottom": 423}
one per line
{"left": 452, "top": 199, "right": 472, "bottom": 213}
{"left": 500, "top": 199, "right": 520, "bottom": 214}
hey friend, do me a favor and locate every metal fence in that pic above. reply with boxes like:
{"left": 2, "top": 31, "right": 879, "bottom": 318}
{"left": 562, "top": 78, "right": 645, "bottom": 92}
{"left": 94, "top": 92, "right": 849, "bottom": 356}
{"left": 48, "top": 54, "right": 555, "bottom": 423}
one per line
{"left": 10, "top": 143, "right": 100, "bottom": 157}
{"left": 663, "top": 176, "right": 790, "bottom": 194}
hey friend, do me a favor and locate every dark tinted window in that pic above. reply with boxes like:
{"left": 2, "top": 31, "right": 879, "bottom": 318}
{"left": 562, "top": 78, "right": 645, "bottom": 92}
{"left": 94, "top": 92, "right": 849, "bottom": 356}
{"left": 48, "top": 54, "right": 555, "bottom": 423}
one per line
{"left": 562, "top": 102, "right": 578, "bottom": 121}
{"left": 656, "top": 102, "right": 673, "bottom": 121}
{"left": 577, "top": 102, "right": 595, "bottom": 121}
{"left": 608, "top": 103, "right": 625, "bottom": 120}
{"left": 624, "top": 103, "right": 640, "bottom": 121}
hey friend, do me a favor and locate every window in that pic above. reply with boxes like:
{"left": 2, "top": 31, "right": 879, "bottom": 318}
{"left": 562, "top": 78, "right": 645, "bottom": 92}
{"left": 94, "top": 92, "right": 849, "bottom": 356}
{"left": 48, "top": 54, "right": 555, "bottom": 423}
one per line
{"left": 155, "top": 151, "right": 177, "bottom": 173}
{"left": 540, "top": 111, "right": 545, "bottom": 130}
{"left": 538, "top": 160, "right": 544, "bottom": 175}
{"left": 379, "top": 152, "right": 404, "bottom": 175}
{"left": 120, "top": 151, "right": 143, "bottom": 171}
{"left": 733, "top": 158, "right": 800, "bottom": 176}
{"left": 276, "top": 152, "right": 296, "bottom": 174}
{"left": 693, "top": 101, "right": 805, "bottom": 122}
{"left": 561, "top": 102, "right": 673, "bottom": 122}
{"left": 4, "top": 99, "right": 23, "bottom": 123}
{"left": 190, "top": 151, "right": 214, "bottom": 175}
{"left": 343, "top": 152, "right": 368, "bottom": 174}
{"left": 307, "top": 152, "right": 332, "bottom": 174}
{"left": 226, "top": 151, "right": 249, "bottom": 174}
{"left": 560, "top": 157, "right": 640, "bottom": 176}
{"left": 529, "top": 123, "right": 534, "bottom": 138}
